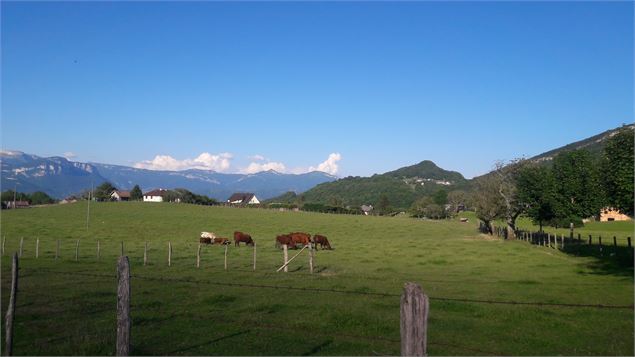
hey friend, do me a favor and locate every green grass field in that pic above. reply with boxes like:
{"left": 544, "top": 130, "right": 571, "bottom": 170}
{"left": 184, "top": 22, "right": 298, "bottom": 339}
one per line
{"left": 1, "top": 202, "right": 633, "bottom": 355}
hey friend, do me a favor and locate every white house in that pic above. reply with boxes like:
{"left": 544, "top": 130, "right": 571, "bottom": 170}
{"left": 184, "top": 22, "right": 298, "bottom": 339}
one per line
{"left": 143, "top": 189, "right": 167, "bottom": 202}
{"left": 111, "top": 190, "right": 130, "bottom": 201}
{"left": 227, "top": 192, "right": 260, "bottom": 205}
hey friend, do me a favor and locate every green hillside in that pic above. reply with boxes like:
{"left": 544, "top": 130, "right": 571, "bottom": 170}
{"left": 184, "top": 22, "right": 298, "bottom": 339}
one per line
{"left": 271, "top": 160, "right": 469, "bottom": 209}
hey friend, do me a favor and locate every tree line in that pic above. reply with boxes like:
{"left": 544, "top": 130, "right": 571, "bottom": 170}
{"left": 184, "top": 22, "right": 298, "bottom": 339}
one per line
{"left": 473, "top": 128, "right": 633, "bottom": 237}
{"left": 1, "top": 190, "right": 56, "bottom": 207}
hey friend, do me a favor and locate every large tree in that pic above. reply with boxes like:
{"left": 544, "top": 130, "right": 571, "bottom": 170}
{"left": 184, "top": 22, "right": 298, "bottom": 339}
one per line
{"left": 473, "top": 175, "right": 504, "bottom": 235}
{"left": 493, "top": 159, "right": 527, "bottom": 239}
{"left": 94, "top": 182, "right": 117, "bottom": 201}
{"left": 602, "top": 128, "right": 634, "bottom": 216}
{"left": 516, "top": 164, "right": 558, "bottom": 231}
{"left": 551, "top": 150, "right": 604, "bottom": 224}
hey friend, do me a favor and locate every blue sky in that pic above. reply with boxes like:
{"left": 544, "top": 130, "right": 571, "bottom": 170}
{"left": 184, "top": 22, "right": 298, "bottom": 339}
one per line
{"left": 2, "top": 1, "right": 633, "bottom": 178}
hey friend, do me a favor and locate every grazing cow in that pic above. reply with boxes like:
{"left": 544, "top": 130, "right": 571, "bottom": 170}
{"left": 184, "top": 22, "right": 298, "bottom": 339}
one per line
{"left": 312, "top": 234, "right": 332, "bottom": 250}
{"left": 234, "top": 231, "right": 254, "bottom": 247}
{"left": 200, "top": 231, "right": 216, "bottom": 239}
{"left": 289, "top": 232, "right": 311, "bottom": 248}
{"left": 275, "top": 234, "right": 293, "bottom": 248}
{"left": 200, "top": 237, "right": 212, "bottom": 245}
{"left": 213, "top": 237, "right": 231, "bottom": 245}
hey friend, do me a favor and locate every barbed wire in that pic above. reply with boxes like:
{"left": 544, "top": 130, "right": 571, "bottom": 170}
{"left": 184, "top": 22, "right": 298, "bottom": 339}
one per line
{"left": 22, "top": 268, "right": 634, "bottom": 310}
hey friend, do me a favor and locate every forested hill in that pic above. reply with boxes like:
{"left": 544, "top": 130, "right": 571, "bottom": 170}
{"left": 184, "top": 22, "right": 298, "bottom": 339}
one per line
{"left": 268, "top": 160, "right": 469, "bottom": 209}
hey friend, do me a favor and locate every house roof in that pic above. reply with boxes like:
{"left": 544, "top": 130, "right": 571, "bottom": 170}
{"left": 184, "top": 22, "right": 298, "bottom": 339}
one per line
{"left": 144, "top": 189, "right": 168, "bottom": 197}
{"left": 113, "top": 190, "right": 131, "bottom": 198}
{"left": 227, "top": 192, "right": 255, "bottom": 203}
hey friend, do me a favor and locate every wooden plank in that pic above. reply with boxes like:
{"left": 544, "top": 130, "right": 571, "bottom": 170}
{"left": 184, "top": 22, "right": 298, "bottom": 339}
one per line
{"left": 277, "top": 245, "right": 308, "bottom": 272}
{"left": 4, "top": 253, "right": 18, "bottom": 356}
{"left": 400, "top": 282, "right": 428, "bottom": 356}
{"left": 116, "top": 256, "right": 131, "bottom": 356}
{"left": 197, "top": 244, "right": 201, "bottom": 268}
{"left": 168, "top": 241, "right": 172, "bottom": 267}
{"left": 283, "top": 244, "right": 288, "bottom": 272}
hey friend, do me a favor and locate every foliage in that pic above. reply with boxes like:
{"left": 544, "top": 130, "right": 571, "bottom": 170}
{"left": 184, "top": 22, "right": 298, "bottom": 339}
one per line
{"left": 130, "top": 185, "right": 143, "bottom": 201}
{"left": 410, "top": 196, "right": 449, "bottom": 219}
{"left": 447, "top": 190, "right": 467, "bottom": 213}
{"left": 94, "top": 182, "right": 117, "bottom": 201}
{"left": 601, "top": 128, "right": 634, "bottom": 216}
{"left": 551, "top": 150, "right": 604, "bottom": 223}
{"left": 301, "top": 203, "right": 361, "bottom": 214}
{"left": 432, "top": 189, "right": 448, "bottom": 205}
{"left": 1, "top": 190, "right": 55, "bottom": 206}
{"left": 472, "top": 174, "right": 504, "bottom": 234}
{"left": 515, "top": 165, "right": 558, "bottom": 230}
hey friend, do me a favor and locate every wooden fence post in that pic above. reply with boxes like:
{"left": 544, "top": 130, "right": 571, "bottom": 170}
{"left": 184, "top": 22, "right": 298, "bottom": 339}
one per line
{"left": 196, "top": 244, "right": 201, "bottom": 268}
{"left": 577, "top": 233, "right": 581, "bottom": 244}
{"left": 4, "top": 253, "right": 19, "bottom": 356}
{"left": 628, "top": 237, "right": 632, "bottom": 249}
{"left": 116, "top": 256, "right": 131, "bottom": 356}
{"left": 309, "top": 243, "right": 314, "bottom": 274}
{"left": 588, "top": 235, "right": 592, "bottom": 245}
{"left": 561, "top": 234, "right": 564, "bottom": 249}
{"left": 97, "top": 240, "right": 101, "bottom": 260}
{"left": 121, "top": 241, "right": 124, "bottom": 257}
{"left": 75, "top": 240, "right": 79, "bottom": 261}
{"left": 400, "top": 282, "right": 428, "bottom": 356}
{"left": 168, "top": 241, "right": 172, "bottom": 267}
{"left": 36, "top": 238, "right": 39, "bottom": 259}
{"left": 599, "top": 236, "right": 603, "bottom": 255}
{"left": 253, "top": 242, "right": 256, "bottom": 271}
{"left": 613, "top": 236, "right": 617, "bottom": 248}
{"left": 569, "top": 222, "right": 574, "bottom": 241}
{"left": 283, "top": 244, "right": 288, "bottom": 273}
{"left": 19, "top": 237, "right": 23, "bottom": 258}
{"left": 2, "top": 235, "right": 5, "bottom": 256}
{"left": 224, "top": 244, "right": 228, "bottom": 271}
{"left": 144, "top": 242, "right": 147, "bottom": 266}
{"left": 56, "top": 240, "right": 60, "bottom": 260}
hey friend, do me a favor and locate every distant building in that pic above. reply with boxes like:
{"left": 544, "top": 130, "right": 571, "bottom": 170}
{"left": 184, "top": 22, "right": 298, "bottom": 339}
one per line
{"left": 227, "top": 193, "right": 260, "bottom": 205}
{"left": 361, "top": 204, "right": 374, "bottom": 216}
{"left": 599, "top": 207, "right": 632, "bottom": 222}
{"left": 111, "top": 190, "right": 131, "bottom": 201}
{"left": 3, "top": 201, "right": 30, "bottom": 209}
{"left": 143, "top": 189, "right": 168, "bottom": 202}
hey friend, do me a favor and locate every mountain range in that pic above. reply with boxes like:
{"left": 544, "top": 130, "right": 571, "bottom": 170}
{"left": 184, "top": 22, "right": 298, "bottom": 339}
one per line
{"left": 0, "top": 151, "right": 336, "bottom": 200}
{"left": 268, "top": 123, "right": 634, "bottom": 209}
{"left": 2, "top": 124, "right": 631, "bottom": 204}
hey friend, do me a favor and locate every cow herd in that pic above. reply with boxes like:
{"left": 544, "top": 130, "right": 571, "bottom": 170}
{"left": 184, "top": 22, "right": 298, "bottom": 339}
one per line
{"left": 199, "top": 231, "right": 332, "bottom": 250}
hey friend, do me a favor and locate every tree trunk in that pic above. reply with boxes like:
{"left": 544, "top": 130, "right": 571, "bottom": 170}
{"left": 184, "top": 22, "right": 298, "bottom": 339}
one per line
{"left": 484, "top": 220, "right": 493, "bottom": 235}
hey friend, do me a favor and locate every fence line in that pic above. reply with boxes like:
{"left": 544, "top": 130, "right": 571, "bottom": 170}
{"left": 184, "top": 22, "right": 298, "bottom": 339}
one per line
{"left": 20, "top": 268, "right": 634, "bottom": 310}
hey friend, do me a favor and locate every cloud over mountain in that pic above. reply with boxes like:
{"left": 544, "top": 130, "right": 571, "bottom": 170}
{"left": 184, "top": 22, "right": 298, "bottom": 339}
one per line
{"left": 134, "top": 152, "right": 233, "bottom": 171}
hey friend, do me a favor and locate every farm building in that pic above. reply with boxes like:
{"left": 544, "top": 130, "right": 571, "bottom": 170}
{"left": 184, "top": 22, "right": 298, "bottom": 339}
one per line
{"left": 143, "top": 189, "right": 168, "bottom": 202}
{"left": 599, "top": 207, "right": 632, "bottom": 222}
{"left": 2, "top": 200, "right": 30, "bottom": 209}
{"left": 111, "top": 190, "right": 130, "bottom": 201}
{"left": 227, "top": 192, "right": 260, "bottom": 205}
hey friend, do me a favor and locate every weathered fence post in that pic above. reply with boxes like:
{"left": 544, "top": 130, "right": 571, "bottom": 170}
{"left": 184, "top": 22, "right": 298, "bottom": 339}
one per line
{"left": 18, "top": 237, "right": 23, "bottom": 258}
{"left": 143, "top": 242, "right": 147, "bottom": 266}
{"left": 253, "top": 242, "right": 256, "bottom": 271}
{"left": 1, "top": 235, "right": 5, "bottom": 255}
{"left": 36, "top": 238, "right": 39, "bottom": 259}
{"left": 588, "top": 235, "right": 592, "bottom": 245}
{"left": 561, "top": 234, "right": 565, "bottom": 249}
{"left": 569, "top": 222, "right": 574, "bottom": 241}
{"left": 224, "top": 244, "right": 228, "bottom": 271}
{"left": 75, "top": 239, "right": 80, "bottom": 261}
{"left": 116, "top": 256, "right": 131, "bottom": 356}
{"left": 599, "top": 236, "right": 603, "bottom": 255}
{"left": 120, "top": 241, "right": 124, "bottom": 257}
{"left": 400, "top": 282, "right": 428, "bottom": 356}
{"left": 309, "top": 243, "right": 314, "bottom": 274}
{"left": 56, "top": 240, "right": 60, "bottom": 260}
{"left": 283, "top": 244, "right": 289, "bottom": 273}
{"left": 168, "top": 241, "right": 172, "bottom": 267}
{"left": 97, "top": 240, "right": 101, "bottom": 260}
{"left": 196, "top": 244, "right": 201, "bottom": 268}
{"left": 577, "top": 233, "right": 581, "bottom": 244}
{"left": 4, "top": 253, "right": 19, "bottom": 356}
{"left": 613, "top": 236, "right": 617, "bottom": 249}
{"left": 628, "top": 237, "right": 632, "bottom": 249}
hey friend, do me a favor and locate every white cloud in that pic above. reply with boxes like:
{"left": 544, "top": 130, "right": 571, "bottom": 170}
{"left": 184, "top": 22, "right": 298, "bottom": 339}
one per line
{"left": 247, "top": 154, "right": 266, "bottom": 161}
{"left": 63, "top": 152, "right": 77, "bottom": 160}
{"left": 134, "top": 152, "right": 233, "bottom": 172}
{"left": 241, "top": 161, "right": 287, "bottom": 174}
{"left": 308, "top": 153, "right": 341, "bottom": 175}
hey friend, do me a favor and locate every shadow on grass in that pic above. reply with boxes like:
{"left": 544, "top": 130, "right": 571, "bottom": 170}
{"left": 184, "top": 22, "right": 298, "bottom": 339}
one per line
{"left": 301, "top": 339, "right": 333, "bottom": 356}
{"left": 165, "top": 329, "right": 250, "bottom": 354}
{"left": 561, "top": 242, "right": 634, "bottom": 277}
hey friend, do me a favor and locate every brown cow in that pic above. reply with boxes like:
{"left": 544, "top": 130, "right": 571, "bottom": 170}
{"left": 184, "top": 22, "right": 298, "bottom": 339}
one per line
{"left": 289, "top": 232, "right": 311, "bottom": 248}
{"left": 213, "top": 237, "right": 230, "bottom": 245}
{"left": 275, "top": 234, "right": 293, "bottom": 248}
{"left": 200, "top": 237, "right": 212, "bottom": 245}
{"left": 234, "top": 231, "right": 254, "bottom": 247}
{"left": 312, "top": 234, "right": 332, "bottom": 250}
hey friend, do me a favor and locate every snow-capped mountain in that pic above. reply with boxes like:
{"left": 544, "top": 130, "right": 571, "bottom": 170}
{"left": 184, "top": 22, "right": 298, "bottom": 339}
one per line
{"left": 0, "top": 151, "right": 337, "bottom": 200}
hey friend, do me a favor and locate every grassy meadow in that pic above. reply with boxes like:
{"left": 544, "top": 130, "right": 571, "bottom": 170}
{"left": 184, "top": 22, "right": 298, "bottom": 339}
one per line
{"left": 1, "top": 202, "right": 633, "bottom": 355}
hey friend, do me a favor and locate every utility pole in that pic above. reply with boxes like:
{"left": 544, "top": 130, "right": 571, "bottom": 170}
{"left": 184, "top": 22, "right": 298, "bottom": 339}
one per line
{"left": 13, "top": 183, "right": 17, "bottom": 209}
{"left": 86, "top": 181, "right": 93, "bottom": 232}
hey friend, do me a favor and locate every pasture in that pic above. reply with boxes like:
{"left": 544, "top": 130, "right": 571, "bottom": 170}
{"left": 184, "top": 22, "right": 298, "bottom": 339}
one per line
{"left": 1, "top": 202, "right": 633, "bottom": 355}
